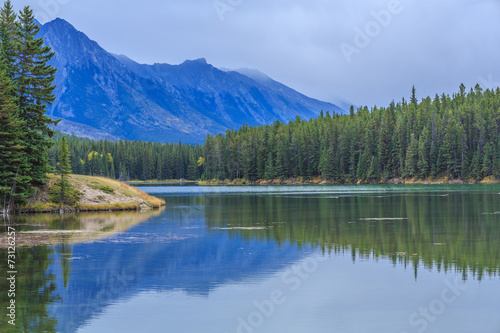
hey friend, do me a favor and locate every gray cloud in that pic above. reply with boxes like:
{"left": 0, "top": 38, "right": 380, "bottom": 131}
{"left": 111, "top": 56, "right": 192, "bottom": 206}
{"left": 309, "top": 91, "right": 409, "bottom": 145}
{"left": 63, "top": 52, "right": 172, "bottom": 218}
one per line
{"left": 13, "top": 0, "right": 500, "bottom": 108}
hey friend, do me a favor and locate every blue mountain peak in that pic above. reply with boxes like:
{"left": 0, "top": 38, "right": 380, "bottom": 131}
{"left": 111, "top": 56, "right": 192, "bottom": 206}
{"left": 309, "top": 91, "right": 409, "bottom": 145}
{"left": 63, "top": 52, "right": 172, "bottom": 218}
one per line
{"left": 45, "top": 18, "right": 76, "bottom": 30}
{"left": 39, "top": 19, "right": 346, "bottom": 143}
{"left": 179, "top": 58, "right": 209, "bottom": 67}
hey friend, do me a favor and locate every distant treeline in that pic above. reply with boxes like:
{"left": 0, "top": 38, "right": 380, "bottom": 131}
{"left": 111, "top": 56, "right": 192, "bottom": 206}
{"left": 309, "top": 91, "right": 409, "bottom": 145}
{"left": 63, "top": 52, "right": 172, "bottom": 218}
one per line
{"left": 50, "top": 84, "right": 500, "bottom": 183}
{"left": 49, "top": 135, "right": 204, "bottom": 181}
{"left": 203, "top": 85, "right": 500, "bottom": 182}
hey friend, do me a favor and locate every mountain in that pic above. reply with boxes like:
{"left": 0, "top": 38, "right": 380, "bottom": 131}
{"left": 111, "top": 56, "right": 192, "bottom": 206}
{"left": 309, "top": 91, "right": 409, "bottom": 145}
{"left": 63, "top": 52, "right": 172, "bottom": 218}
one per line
{"left": 40, "top": 19, "right": 346, "bottom": 144}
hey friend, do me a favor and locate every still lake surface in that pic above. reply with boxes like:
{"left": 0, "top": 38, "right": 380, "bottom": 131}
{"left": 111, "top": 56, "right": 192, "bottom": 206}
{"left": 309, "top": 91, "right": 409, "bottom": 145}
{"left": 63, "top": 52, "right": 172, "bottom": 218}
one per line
{"left": 2, "top": 184, "right": 500, "bottom": 333}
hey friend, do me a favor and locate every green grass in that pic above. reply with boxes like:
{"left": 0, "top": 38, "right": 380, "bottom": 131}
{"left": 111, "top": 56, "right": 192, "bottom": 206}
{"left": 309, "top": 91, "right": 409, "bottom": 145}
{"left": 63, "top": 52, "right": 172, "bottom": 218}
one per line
{"left": 89, "top": 182, "right": 115, "bottom": 194}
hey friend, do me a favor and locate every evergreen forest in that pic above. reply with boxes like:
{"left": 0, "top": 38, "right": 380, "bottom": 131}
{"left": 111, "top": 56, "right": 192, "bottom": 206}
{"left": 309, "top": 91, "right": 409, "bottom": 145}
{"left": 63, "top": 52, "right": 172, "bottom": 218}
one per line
{"left": 50, "top": 85, "right": 500, "bottom": 184}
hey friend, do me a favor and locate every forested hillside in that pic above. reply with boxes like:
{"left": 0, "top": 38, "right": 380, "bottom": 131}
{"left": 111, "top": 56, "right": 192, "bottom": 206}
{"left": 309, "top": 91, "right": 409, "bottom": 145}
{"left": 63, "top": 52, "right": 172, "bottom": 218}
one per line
{"left": 203, "top": 85, "right": 500, "bottom": 182}
{"left": 50, "top": 85, "right": 500, "bottom": 183}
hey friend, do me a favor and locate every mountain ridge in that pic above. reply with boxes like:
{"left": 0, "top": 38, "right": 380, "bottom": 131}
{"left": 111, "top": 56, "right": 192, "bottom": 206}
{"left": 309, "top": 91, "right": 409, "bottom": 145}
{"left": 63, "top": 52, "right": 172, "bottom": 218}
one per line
{"left": 40, "top": 18, "right": 346, "bottom": 143}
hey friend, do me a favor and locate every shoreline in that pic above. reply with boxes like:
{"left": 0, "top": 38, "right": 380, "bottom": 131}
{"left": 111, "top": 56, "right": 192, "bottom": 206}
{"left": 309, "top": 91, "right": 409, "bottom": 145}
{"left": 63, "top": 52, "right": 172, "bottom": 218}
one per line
{"left": 197, "top": 176, "right": 500, "bottom": 186}
{"left": 126, "top": 179, "right": 198, "bottom": 184}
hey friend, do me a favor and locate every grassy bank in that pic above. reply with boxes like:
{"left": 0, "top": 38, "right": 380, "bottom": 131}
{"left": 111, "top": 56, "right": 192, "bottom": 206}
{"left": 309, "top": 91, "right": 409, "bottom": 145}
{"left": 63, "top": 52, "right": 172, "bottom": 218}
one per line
{"left": 21, "top": 174, "right": 165, "bottom": 214}
{"left": 127, "top": 179, "right": 198, "bottom": 184}
{"left": 198, "top": 176, "right": 500, "bottom": 186}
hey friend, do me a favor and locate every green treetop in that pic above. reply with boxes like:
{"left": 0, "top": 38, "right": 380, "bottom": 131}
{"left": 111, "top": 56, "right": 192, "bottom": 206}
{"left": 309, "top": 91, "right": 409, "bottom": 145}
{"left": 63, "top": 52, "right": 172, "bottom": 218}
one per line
{"left": 16, "top": 6, "right": 58, "bottom": 185}
{"left": 0, "top": 1, "right": 18, "bottom": 80}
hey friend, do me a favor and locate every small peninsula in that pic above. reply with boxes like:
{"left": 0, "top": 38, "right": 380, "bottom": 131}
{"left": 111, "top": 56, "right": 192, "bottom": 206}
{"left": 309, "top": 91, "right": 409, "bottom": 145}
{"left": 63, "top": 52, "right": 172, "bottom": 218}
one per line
{"left": 20, "top": 174, "right": 165, "bottom": 214}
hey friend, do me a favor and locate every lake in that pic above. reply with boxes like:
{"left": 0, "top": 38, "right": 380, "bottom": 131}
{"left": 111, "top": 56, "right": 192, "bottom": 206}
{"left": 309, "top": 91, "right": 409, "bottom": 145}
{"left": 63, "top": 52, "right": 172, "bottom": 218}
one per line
{"left": 1, "top": 184, "right": 500, "bottom": 333}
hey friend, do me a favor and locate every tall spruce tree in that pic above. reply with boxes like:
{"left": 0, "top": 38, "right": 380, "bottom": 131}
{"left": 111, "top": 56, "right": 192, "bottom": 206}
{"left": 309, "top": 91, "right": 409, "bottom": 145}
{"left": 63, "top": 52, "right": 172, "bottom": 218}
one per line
{"left": 186, "top": 150, "right": 199, "bottom": 180}
{"left": 0, "top": 0, "right": 17, "bottom": 80}
{"left": 16, "top": 6, "right": 58, "bottom": 185}
{"left": 411, "top": 85, "right": 418, "bottom": 106}
{"left": 0, "top": 61, "right": 30, "bottom": 210}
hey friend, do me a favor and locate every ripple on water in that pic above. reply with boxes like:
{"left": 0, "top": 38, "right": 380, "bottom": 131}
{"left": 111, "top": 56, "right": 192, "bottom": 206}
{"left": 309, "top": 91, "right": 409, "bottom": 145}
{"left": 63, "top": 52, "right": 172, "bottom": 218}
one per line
{"left": 90, "top": 233, "right": 198, "bottom": 244}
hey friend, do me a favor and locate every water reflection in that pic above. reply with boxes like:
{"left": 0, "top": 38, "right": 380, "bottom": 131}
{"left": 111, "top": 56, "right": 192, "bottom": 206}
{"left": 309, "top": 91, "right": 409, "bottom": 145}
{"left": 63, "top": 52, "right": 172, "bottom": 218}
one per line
{"left": 0, "top": 245, "right": 59, "bottom": 332}
{"left": 0, "top": 210, "right": 162, "bottom": 332}
{"left": 48, "top": 202, "right": 303, "bottom": 333}
{"left": 0, "top": 210, "right": 164, "bottom": 248}
{"left": 204, "top": 191, "right": 500, "bottom": 280}
{"left": 0, "top": 186, "right": 499, "bottom": 332}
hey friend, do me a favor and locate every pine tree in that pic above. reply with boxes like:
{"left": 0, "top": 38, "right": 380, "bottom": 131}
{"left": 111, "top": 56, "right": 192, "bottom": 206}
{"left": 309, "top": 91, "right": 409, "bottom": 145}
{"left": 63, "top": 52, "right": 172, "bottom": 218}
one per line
{"left": 156, "top": 152, "right": 164, "bottom": 180}
{"left": 458, "top": 83, "right": 466, "bottom": 104}
{"left": 0, "top": 62, "right": 30, "bottom": 210}
{"left": 470, "top": 146, "right": 482, "bottom": 181}
{"left": 404, "top": 133, "right": 419, "bottom": 178}
{"left": 16, "top": 6, "right": 58, "bottom": 185}
{"left": 429, "top": 140, "right": 439, "bottom": 178}
{"left": 0, "top": 0, "right": 17, "bottom": 80}
{"left": 493, "top": 137, "right": 500, "bottom": 179}
{"left": 264, "top": 151, "right": 274, "bottom": 180}
{"left": 378, "top": 108, "right": 393, "bottom": 179}
{"left": 411, "top": 85, "right": 418, "bottom": 106}
{"left": 482, "top": 142, "right": 493, "bottom": 177}
{"left": 356, "top": 149, "right": 367, "bottom": 181}
{"left": 56, "top": 136, "right": 71, "bottom": 213}
{"left": 319, "top": 147, "right": 332, "bottom": 179}
{"left": 186, "top": 150, "right": 199, "bottom": 180}
{"left": 417, "top": 126, "right": 431, "bottom": 179}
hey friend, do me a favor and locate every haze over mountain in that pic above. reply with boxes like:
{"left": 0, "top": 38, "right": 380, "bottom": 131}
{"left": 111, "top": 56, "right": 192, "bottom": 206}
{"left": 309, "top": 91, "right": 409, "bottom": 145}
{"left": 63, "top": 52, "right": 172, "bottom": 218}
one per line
{"left": 40, "top": 18, "right": 346, "bottom": 143}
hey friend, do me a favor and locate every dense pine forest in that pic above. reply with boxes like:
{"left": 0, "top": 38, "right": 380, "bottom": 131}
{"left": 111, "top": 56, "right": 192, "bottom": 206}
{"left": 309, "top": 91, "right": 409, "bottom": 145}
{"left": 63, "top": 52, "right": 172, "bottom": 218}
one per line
{"left": 202, "top": 85, "right": 500, "bottom": 183}
{"left": 49, "top": 85, "right": 500, "bottom": 184}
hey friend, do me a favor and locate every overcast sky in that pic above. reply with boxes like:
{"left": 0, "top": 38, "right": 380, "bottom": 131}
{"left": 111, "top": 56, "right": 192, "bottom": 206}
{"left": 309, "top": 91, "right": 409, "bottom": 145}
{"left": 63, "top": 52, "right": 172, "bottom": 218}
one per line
{"left": 13, "top": 0, "right": 500, "bottom": 108}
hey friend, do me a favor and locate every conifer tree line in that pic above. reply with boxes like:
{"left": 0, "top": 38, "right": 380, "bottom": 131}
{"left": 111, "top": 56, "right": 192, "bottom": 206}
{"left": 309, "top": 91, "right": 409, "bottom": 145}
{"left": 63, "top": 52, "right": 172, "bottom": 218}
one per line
{"left": 48, "top": 134, "right": 204, "bottom": 181}
{"left": 51, "top": 85, "right": 500, "bottom": 184}
{"left": 0, "top": 1, "right": 57, "bottom": 210}
{"left": 203, "top": 84, "right": 500, "bottom": 182}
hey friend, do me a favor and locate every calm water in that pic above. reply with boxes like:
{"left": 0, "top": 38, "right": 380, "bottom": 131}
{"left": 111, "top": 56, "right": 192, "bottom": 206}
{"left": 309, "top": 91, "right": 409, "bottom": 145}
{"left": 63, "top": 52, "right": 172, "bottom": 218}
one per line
{"left": 1, "top": 185, "right": 500, "bottom": 333}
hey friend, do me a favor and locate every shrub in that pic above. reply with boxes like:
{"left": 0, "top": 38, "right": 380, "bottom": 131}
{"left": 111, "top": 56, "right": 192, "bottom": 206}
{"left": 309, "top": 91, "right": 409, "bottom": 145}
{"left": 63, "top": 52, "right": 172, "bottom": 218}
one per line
{"left": 99, "top": 185, "right": 115, "bottom": 194}
{"left": 89, "top": 183, "right": 115, "bottom": 194}
{"left": 49, "top": 179, "right": 83, "bottom": 206}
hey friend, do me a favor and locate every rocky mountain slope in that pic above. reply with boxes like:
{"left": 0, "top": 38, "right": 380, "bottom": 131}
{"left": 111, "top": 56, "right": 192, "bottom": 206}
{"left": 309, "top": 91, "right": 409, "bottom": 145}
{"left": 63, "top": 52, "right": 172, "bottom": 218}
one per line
{"left": 40, "top": 18, "right": 346, "bottom": 143}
